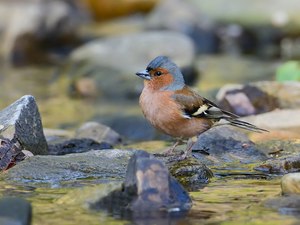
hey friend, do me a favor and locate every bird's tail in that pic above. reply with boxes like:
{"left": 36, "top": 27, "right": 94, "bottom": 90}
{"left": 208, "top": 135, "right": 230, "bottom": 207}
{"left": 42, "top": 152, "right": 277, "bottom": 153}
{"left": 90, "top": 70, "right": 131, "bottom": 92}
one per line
{"left": 221, "top": 118, "right": 268, "bottom": 133}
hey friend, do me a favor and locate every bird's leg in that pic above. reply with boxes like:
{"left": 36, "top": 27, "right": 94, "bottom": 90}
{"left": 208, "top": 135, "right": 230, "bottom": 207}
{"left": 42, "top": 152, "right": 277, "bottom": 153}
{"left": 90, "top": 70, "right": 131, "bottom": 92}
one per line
{"left": 163, "top": 138, "right": 185, "bottom": 156}
{"left": 180, "top": 137, "right": 197, "bottom": 159}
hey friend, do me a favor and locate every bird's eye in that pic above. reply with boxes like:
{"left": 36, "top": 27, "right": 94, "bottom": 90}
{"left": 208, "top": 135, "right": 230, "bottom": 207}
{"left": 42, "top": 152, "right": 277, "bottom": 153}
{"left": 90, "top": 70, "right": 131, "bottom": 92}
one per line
{"left": 155, "top": 71, "right": 162, "bottom": 76}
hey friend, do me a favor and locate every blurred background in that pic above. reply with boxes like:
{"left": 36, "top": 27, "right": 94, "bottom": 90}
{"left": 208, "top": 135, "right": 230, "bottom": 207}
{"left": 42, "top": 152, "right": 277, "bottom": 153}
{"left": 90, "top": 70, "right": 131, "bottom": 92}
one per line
{"left": 0, "top": 0, "right": 299, "bottom": 142}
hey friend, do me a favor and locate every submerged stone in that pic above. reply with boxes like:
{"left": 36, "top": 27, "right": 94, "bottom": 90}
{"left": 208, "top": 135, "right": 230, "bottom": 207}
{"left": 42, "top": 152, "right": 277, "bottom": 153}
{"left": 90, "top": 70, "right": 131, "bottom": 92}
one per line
{"left": 91, "top": 151, "right": 192, "bottom": 216}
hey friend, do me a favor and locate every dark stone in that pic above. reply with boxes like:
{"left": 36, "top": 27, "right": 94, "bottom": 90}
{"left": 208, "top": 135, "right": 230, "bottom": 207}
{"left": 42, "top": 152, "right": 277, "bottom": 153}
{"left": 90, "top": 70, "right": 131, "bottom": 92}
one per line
{"left": 0, "top": 95, "right": 48, "bottom": 155}
{"left": 48, "top": 138, "right": 112, "bottom": 155}
{"left": 91, "top": 151, "right": 192, "bottom": 217}
{"left": 217, "top": 85, "right": 279, "bottom": 116}
{"left": 0, "top": 137, "right": 25, "bottom": 171}
{"left": 0, "top": 197, "right": 32, "bottom": 225}
{"left": 192, "top": 126, "right": 267, "bottom": 165}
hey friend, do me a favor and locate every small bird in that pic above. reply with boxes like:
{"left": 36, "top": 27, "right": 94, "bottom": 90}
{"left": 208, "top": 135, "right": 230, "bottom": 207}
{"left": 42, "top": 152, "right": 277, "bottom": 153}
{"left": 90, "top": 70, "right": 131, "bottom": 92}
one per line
{"left": 136, "top": 56, "right": 267, "bottom": 158}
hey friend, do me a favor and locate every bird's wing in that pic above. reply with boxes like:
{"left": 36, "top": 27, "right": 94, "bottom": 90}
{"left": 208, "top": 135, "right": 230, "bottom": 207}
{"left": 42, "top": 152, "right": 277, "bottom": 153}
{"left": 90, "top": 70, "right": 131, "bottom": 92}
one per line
{"left": 171, "top": 86, "right": 268, "bottom": 132}
{"left": 172, "top": 86, "right": 239, "bottom": 120}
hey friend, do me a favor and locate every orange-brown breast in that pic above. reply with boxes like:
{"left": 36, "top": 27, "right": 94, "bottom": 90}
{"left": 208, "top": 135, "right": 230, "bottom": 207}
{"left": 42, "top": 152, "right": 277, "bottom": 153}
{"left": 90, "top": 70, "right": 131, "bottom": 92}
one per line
{"left": 139, "top": 86, "right": 213, "bottom": 138}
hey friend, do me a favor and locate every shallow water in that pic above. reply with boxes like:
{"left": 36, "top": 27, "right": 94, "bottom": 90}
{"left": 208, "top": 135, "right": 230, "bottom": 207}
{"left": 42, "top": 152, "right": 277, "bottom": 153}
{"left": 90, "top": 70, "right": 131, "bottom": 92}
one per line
{"left": 0, "top": 171, "right": 298, "bottom": 225}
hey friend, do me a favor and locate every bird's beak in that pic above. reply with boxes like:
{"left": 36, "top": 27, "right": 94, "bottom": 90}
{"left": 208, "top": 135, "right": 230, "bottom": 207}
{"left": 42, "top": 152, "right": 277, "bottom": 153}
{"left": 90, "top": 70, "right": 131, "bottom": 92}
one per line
{"left": 136, "top": 70, "right": 151, "bottom": 80}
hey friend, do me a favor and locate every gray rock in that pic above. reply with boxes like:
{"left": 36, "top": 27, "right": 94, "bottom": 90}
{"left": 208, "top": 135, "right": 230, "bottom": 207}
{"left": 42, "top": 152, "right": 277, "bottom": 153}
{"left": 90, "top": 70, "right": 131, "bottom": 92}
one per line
{"left": 0, "top": 95, "right": 48, "bottom": 155}
{"left": 3, "top": 149, "right": 135, "bottom": 184}
{"left": 91, "top": 151, "right": 192, "bottom": 215}
{"left": 0, "top": 197, "right": 31, "bottom": 225}
{"left": 192, "top": 126, "right": 267, "bottom": 165}
{"left": 69, "top": 31, "right": 195, "bottom": 99}
{"left": 75, "top": 121, "right": 122, "bottom": 145}
{"left": 71, "top": 31, "right": 195, "bottom": 73}
{"left": 281, "top": 173, "right": 300, "bottom": 195}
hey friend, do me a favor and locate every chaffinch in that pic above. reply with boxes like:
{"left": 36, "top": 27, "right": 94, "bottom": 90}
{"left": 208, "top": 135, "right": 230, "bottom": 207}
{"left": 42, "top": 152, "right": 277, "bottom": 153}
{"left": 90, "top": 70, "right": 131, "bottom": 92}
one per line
{"left": 136, "top": 56, "right": 267, "bottom": 158}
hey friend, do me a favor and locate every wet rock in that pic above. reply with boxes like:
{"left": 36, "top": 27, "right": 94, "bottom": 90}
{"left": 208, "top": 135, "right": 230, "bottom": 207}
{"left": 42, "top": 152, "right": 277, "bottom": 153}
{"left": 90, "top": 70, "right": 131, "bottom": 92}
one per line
{"left": 192, "top": 126, "right": 267, "bottom": 165}
{"left": 91, "top": 151, "right": 192, "bottom": 215}
{"left": 216, "top": 84, "right": 279, "bottom": 116}
{"left": 0, "top": 137, "right": 26, "bottom": 171}
{"left": 255, "top": 155, "right": 300, "bottom": 174}
{"left": 69, "top": 31, "right": 195, "bottom": 99}
{"left": 48, "top": 138, "right": 112, "bottom": 155}
{"left": 0, "top": 197, "right": 32, "bottom": 225}
{"left": 168, "top": 158, "right": 213, "bottom": 190}
{"left": 255, "top": 140, "right": 300, "bottom": 174}
{"left": 0, "top": 0, "right": 85, "bottom": 66}
{"left": 3, "top": 149, "right": 135, "bottom": 184}
{"left": 0, "top": 95, "right": 48, "bottom": 155}
{"left": 75, "top": 121, "right": 122, "bottom": 145}
{"left": 281, "top": 173, "right": 300, "bottom": 195}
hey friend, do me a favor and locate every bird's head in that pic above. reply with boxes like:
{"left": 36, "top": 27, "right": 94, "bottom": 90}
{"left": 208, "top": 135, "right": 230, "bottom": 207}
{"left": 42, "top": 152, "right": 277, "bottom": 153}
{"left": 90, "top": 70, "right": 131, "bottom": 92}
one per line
{"left": 136, "top": 56, "right": 185, "bottom": 91}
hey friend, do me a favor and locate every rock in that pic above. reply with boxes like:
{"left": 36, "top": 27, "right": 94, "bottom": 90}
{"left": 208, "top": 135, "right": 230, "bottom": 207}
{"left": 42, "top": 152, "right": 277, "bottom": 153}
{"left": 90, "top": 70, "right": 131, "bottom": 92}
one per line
{"left": 0, "top": 197, "right": 32, "bottom": 225}
{"left": 48, "top": 138, "right": 112, "bottom": 155}
{"left": 195, "top": 56, "right": 277, "bottom": 91}
{"left": 216, "top": 84, "right": 279, "bottom": 116}
{"left": 168, "top": 158, "right": 213, "bottom": 190}
{"left": 217, "top": 81, "right": 300, "bottom": 116}
{"left": 69, "top": 31, "right": 196, "bottom": 99}
{"left": 0, "top": 0, "right": 85, "bottom": 65}
{"left": 243, "top": 109, "right": 300, "bottom": 131}
{"left": 43, "top": 128, "right": 73, "bottom": 144}
{"left": 0, "top": 95, "right": 48, "bottom": 155}
{"left": 192, "top": 126, "right": 267, "bottom": 165}
{"left": 251, "top": 81, "right": 300, "bottom": 109}
{"left": 3, "top": 149, "right": 136, "bottom": 184}
{"left": 75, "top": 121, "right": 122, "bottom": 145}
{"left": 244, "top": 139, "right": 300, "bottom": 174}
{"left": 281, "top": 173, "right": 300, "bottom": 195}
{"left": 91, "top": 151, "right": 192, "bottom": 215}
{"left": 255, "top": 155, "right": 300, "bottom": 174}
